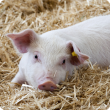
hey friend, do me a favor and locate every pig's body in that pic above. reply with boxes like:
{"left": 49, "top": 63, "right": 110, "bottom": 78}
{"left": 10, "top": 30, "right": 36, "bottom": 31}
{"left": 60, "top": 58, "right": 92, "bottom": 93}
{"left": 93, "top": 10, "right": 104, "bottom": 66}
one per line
{"left": 42, "top": 15, "right": 110, "bottom": 66}
{"left": 7, "top": 15, "right": 110, "bottom": 91}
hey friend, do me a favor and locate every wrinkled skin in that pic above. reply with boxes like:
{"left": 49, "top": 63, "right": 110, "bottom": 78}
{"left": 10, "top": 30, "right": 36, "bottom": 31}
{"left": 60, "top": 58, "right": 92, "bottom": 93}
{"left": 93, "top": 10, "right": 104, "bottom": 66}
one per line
{"left": 7, "top": 15, "right": 110, "bottom": 91}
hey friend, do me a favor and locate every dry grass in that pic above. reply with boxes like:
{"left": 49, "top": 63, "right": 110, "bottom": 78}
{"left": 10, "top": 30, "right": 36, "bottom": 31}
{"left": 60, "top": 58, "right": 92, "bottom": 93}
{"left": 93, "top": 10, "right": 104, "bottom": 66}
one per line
{"left": 0, "top": 0, "right": 110, "bottom": 109}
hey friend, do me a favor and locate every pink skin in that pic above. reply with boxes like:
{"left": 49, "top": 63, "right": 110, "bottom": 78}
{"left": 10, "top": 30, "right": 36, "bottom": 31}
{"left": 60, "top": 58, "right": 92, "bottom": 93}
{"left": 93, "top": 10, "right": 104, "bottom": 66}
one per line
{"left": 37, "top": 77, "right": 57, "bottom": 91}
{"left": 33, "top": 51, "right": 66, "bottom": 91}
{"left": 66, "top": 41, "right": 89, "bottom": 66}
{"left": 33, "top": 51, "right": 57, "bottom": 91}
{"left": 32, "top": 49, "right": 86, "bottom": 91}
{"left": 6, "top": 29, "right": 89, "bottom": 91}
{"left": 6, "top": 30, "right": 36, "bottom": 53}
{"left": 6, "top": 15, "right": 110, "bottom": 91}
{"left": 29, "top": 43, "right": 88, "bottom": 91}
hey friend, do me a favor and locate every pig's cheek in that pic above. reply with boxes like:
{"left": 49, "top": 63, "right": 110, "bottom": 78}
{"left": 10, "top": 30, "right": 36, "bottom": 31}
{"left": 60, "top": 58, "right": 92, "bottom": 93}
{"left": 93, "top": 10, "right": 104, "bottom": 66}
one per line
{"left": 25, "top": 63, "right": 37, "bottom": 80}
{"left": 62, "top": 64, "right": 66, "bottom": 69}
{"left": 60, "top": 65, "right": 69, "bottom": 82}
{"left": 31, "top": 58, "right": 38, "bottom": 64}
{"left": 56, "top": 67, "right": 66, "bottom": 82}
{"left": 32, "top": 65, "right": 45, "bottom": 83}
{"left": 65, "top": 60, "right": 73, "bottom": 75}
{"left": 55, "top": 69, "right": 66, "bottom": 84}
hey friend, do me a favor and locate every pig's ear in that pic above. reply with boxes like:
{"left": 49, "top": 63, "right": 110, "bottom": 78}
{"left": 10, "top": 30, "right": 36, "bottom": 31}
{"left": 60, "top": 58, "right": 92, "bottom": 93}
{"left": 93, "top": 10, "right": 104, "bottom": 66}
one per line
{"left": 66, "top": 41, "right": 89, "bottom": 66}
{"left": 6, "top": 29, "right": 37, "bottom": 53}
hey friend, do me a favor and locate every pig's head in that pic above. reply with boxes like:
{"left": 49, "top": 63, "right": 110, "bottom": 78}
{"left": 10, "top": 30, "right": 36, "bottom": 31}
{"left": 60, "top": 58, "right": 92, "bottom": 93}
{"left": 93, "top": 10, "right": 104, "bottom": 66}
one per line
{"left": 7, "top": 29, "right": 89, "bottom": 91}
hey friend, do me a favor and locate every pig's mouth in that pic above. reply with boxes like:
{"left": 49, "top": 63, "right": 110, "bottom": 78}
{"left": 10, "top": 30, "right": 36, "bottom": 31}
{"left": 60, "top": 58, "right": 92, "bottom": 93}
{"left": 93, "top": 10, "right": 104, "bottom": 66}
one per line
{"left": 37, "top": 77, "right": 57, "bottom": 91}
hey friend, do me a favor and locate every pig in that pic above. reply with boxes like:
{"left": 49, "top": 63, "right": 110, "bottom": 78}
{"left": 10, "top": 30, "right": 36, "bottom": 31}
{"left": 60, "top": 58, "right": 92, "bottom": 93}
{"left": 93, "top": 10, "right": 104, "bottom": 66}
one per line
{"left": 6, "top": 15, "right": 110, "bottom": 91}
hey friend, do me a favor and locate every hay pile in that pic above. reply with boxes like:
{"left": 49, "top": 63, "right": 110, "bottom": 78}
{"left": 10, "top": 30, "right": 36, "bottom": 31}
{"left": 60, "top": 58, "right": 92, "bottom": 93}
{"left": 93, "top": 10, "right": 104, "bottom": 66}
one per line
{"left": 0, "top": 0, "right": 110, "bottom": 109}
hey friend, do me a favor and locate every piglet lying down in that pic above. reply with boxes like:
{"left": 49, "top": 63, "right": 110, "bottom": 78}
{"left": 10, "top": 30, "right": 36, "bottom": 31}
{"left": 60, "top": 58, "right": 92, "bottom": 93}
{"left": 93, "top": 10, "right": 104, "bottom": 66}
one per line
{"left": 7, "top": 15, "right": 110, "bottom": 91}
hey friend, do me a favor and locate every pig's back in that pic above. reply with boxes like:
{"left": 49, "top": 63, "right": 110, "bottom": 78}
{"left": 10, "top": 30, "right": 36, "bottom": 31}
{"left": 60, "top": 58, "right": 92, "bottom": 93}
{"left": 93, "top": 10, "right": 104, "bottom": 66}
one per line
{"left": 64, "top": 15, "right": 110, "bottom": 66}
{"left": 50, "top": 15, "right": 110, "bottom": 66}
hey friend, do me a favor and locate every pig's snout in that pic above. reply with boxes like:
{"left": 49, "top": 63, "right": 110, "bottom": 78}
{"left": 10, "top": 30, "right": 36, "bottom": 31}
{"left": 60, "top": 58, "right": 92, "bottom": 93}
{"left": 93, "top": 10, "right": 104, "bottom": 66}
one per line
{"left": 38, "top": 78, "right": 57, "bottom": 91}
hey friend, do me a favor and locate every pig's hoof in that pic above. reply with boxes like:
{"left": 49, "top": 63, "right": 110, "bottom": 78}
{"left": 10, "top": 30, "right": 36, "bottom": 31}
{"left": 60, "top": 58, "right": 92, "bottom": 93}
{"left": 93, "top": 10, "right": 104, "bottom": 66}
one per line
{"left": 9, "top": 82, "right": 21, "bottom": 88}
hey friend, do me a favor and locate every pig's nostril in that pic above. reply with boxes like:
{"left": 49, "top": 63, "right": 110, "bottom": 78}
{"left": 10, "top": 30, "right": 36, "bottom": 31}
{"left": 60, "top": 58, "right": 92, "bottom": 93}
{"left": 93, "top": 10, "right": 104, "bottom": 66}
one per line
{"left": 38, "top": 80, "right": 57, "bottom": 91}
{"left": 51, "top": 86, "right": 55, "bottom": 89}
{"left": 42, "top": 85, "right": 45, "bottom": 88}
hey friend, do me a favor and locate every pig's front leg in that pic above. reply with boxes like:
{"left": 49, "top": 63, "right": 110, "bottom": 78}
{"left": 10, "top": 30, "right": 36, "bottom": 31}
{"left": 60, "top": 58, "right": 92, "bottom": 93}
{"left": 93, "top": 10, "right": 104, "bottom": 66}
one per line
{"left": 11, "top": 69, "right": 27, "bottom": 87}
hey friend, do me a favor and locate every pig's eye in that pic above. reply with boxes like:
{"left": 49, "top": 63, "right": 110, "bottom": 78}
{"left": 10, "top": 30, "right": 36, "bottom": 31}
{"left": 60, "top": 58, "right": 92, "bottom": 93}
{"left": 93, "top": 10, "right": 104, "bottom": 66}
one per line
{"left": 35, "top": 55, "right": 38, "bottom": 59}
{"left": 62, "top": 60, "right": 65, "bottom": 64}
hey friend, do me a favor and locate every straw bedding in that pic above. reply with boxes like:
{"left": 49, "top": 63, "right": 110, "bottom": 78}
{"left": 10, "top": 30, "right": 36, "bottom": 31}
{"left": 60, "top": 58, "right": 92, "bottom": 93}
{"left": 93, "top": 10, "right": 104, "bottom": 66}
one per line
{"left": 0, "top": 0, "right": 110, "bottom": 109}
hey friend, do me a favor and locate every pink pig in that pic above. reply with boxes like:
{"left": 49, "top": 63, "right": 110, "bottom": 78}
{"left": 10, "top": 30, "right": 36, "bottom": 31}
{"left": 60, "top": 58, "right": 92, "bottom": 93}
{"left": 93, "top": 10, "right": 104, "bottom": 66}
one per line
{"left": 7, "top": 15, "right": 110, "bottom": 91}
